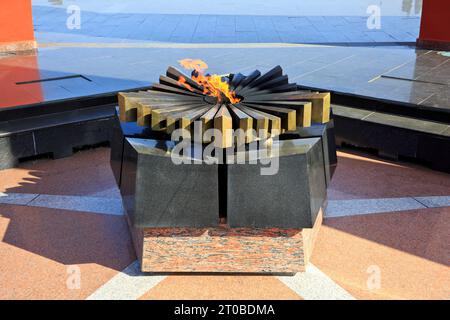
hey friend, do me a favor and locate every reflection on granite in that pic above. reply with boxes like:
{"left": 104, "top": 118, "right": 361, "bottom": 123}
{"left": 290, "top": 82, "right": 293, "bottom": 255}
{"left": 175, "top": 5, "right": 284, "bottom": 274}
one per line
{"left": 120, "top": 137, "right": 220, "bottom": 228}
{"left": 283, "top": 122, "right": 338, "bottom": 186}
{"left": 0, "top": 45, "right": 448, "bottom": 115}
{"left": 227, "top": 137, "right": 326, "bottom": 228}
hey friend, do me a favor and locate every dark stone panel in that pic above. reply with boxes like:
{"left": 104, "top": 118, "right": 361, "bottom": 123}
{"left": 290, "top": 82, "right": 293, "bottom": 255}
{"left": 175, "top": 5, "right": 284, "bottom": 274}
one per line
{"left": 306, "top": 139, "right": 328, "bottom": 225}
{"left": 110, "top": 108, "right": 173, "bottom": 187}
{"left": 280, "top": 121, "right": 337, "bottom": 186}
{"left": 0, "top": 104, "right": 117, "bottom": 169}
{"left": 110, "top": 116, "right": 125, "bottom": 187}
{"left": 121, "top": 137, "right": 220, "bottom": 228}
{"left": 325, "top": 121, "right": 338, "bottom": 178}
{"left": 120, "top": 138, "right": 138, "bottom": 225}
{"left": 0, "top": 132, "right": 35, "bottom": 170}
{"left": 333, "top": 115, "right": 419, "bottom": 159}
{"left": 227, "top": 138, "right": 326, "bottom": 228}
{"left": 334, "top": 115, "right": 450, "bottom": 173}
{"left": 0, "top": 105, "right": 116, "bottom": 136}
{"left": 34, "top": 116, "right": 115, "bottom": 159}
{"left": 417, "top": 134, "right": 450, "bottom": 173}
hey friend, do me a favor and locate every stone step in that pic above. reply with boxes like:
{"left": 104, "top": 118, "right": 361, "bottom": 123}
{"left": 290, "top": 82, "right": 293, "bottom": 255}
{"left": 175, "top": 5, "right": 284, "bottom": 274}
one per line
{"left": 331, "top": 104, "right": 450, "bottom": 173}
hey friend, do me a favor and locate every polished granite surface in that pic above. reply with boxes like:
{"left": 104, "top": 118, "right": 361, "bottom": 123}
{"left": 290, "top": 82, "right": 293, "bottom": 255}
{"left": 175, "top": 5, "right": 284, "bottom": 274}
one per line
{"left": 32, "top": 0, "right": 421, "bottom": 45}
{"left": 0, "top": 44, "right": 448, "bottom": 113}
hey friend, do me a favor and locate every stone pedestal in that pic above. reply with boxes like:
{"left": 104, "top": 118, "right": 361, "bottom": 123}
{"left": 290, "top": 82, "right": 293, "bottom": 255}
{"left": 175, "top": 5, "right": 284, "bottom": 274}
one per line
{"left": 126, "top": 209, "right": 323, "bottom": 273}
{"left": 111, "top": 112, "right": 335, "bottom": 273}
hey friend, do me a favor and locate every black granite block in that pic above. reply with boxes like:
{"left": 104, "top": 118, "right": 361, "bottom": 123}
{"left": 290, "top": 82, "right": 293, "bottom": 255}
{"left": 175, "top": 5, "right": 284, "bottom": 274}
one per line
{"left": 120, "top": 138, "right": 138, "bottom": 224}
{"left": 0, "top": 105, "right": 117, "bottom": 169}
{"left": 110, "top": 107, "right": 175, "bottom": 187}
{"left": 280, "top": 121, "right": 337, "bottom": 186}
{"left": 227, "top": 138, "right": 327, "bottom": 228}
{"left": 333, "top": 115, "right": 419, "bottom": 158}
{"left": 0, "top": 132, "right": 35, "bottom": 170}
{"left": 110, "top": 116, "right": 125, "bottom": 186}
{"left": 418, "top": 134, "right": 450, "bottom": 172}
{"left": 121, "top": 137, "right": 220, "bottom": 228}
{"left": 333, "top": 112, "right": 450, "bottom": 173}
{"left": 326, "top": 121, "right": 338, "bottom": 178}
{"left": 34, "top": 116, "right": 115, "bottom": 159}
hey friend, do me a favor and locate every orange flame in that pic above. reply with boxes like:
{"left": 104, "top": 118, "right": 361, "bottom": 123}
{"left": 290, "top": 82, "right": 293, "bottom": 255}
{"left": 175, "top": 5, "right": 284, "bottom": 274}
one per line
{"left": 177, "top": 76, "right": 195, "bottom": 92}
{"left": 178, "top": 58, "right": 241, "bottom": 104}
